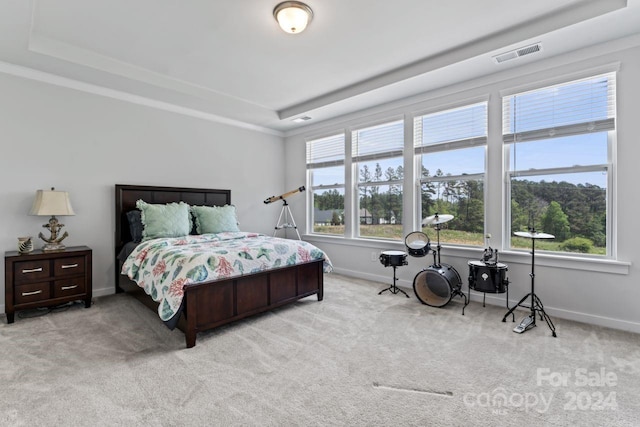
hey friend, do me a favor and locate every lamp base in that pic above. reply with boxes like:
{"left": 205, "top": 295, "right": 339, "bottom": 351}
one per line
{"left": 42, "top": 242, "right": 66, "bottom": 252}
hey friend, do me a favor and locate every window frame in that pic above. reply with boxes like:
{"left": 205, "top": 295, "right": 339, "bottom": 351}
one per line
{"left": 306, "top": 133, "right": 346, "bottom": 236}
{"left": 502, "top": 72, "right": 616, "bottom": 258}
{"left": 414, "top": 101, "right": 488, "bottom": 247}
{"left": 351, "top": 118, "right": 405, "bottom": 240}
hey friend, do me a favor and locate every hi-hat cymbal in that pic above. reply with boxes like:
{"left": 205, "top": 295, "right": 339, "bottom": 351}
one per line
{"left": 422, "top": 213, "right": 454, "bottom": 226}
{"left": 514, "top": 231, "right": 555, "bottom": 239}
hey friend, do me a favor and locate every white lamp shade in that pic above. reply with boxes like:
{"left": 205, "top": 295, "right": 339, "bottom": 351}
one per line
{"left": 274, "top": 2, "right": 313, "bottom": 34}
{"left": 29, "top": 189, "right": 75, "bottom": 216}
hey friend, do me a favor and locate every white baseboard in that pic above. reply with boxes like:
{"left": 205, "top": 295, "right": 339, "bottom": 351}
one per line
{"left": 330, "top": 267, "right": 640, "bottom": 335}
{"left": 5, "top": 273, "right": 638, "bottom": 336}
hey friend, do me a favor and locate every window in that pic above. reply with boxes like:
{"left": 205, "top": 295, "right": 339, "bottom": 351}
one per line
{"left": 307, "top": 134, "right": 345, "bottom": 235}
{"left": 503, "top": 73, "right": 615, "bottom": 256}
{"left": 415, "top": 103, "right": 487, "bottom": 246}
{"left": 353, "top": 120, "right": 404, "bottom": 239}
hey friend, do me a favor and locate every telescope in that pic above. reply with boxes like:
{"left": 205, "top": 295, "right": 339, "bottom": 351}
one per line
{"left": 264, "top": 186, "right": 305, "bottom": 204}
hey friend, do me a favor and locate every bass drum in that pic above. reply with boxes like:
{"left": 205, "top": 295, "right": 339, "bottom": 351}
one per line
{"left": 413, "top": 264, "right": 462, "bottom": 307}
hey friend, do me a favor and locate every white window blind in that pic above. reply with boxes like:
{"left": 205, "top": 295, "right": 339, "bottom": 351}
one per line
{"left": 306, "top": 134, "right": 345, "bottom": 169}
{"left": 503, "top": 73, "right": 616, "bottom": 143}
{"left": 414, "top": 102, "right": 487, "bottom": 154}
{"left": 352, "top": 120, "right": 403, "bottom": 162}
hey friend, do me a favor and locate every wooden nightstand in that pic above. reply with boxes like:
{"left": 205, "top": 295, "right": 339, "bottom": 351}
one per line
{"left": 4, "top": 246, "right": 92, "bottom": 323}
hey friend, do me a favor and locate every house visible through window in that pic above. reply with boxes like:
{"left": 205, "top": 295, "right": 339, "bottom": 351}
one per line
{"left": 352, "top": 120, "right": 404, "bottom": 239}
{"left": 415, "top": 102, "right": 487, "bottom": 246}
{"left": 306, "top": 134, "right": 345, "bottom": 235}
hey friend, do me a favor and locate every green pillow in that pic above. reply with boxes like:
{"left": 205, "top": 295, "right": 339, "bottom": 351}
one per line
{"left": 136, "top": 200, "right": 191, "bottom": 241}
{"left": 191, "top": 205, "right": 240, "bottom": 234}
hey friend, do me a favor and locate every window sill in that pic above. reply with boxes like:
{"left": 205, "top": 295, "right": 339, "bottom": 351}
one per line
{"left": 303, "top": 234, "right": 631, "bottom": 275}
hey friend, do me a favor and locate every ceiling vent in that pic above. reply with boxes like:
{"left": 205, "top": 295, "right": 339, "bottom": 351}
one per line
{"left": 493, "top": 43, "right": 542, "bottom": 64}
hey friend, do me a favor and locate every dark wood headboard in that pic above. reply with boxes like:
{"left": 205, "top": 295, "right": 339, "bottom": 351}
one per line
{"left": 115, "top": 184, "right": 231, "bottom": 255}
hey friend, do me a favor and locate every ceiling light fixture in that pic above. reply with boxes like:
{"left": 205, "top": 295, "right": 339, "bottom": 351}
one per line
{"left": 273, "top": 1, "right": 313, "bottom": 34}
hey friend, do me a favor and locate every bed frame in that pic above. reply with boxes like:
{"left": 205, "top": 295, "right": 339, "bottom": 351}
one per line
{"left": 115, "top": 184, "right": 324, "bottom": 348}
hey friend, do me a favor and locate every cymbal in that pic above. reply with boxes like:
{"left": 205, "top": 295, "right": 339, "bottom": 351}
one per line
{"left": 422, "top": 213, "right": 454, "bottom": 226}
{"left": 514, "top": 231, "right": 555, "bottom": 239}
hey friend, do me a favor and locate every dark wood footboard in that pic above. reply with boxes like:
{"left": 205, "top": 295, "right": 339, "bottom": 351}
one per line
{"left": 182, "top": 260, "right": 323, "bottom": 348}
{"left": 119, "top": 260, "right": 324, "bottom": 348}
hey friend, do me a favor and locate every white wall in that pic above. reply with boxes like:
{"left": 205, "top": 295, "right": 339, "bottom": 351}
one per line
{"left": 0, "top": 72, "right": 286, "bottom": 306}
{"left": 285, "top": 37, "right": 640, "bottom": 333}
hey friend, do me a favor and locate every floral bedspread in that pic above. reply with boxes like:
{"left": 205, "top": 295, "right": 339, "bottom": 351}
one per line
{"left": 121, "top": 232, "right": 332, "bottom": 322}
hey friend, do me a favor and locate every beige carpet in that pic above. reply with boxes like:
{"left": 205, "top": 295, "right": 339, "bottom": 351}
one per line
{"left": 1, "top": 274, "right": 639, "bottom": 426}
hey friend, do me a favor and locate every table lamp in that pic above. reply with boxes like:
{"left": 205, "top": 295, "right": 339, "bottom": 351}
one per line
{"left": 29, "top": 187, "right": 75, "bottom": 251}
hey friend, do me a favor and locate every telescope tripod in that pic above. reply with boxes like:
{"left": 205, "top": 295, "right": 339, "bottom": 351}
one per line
{"left": 273, "top": 200, "right": 301, "bottom": 239}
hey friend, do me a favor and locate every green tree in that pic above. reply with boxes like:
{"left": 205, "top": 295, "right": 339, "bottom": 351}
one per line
{"left": 331, "top": 211, "right": 342, "bottom": 226}
{"left": 542, "top": 201, "right": 570, "bottom": 241}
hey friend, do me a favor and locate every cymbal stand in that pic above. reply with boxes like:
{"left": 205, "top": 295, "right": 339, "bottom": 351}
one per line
{"left": 502, "top": 231, "right": 557, "bottom": 337}
{"left": 273, "top": 200, "right": 301, "bottom": 240}
{"left": 430, "top": 223, "right": 468, "bottom": 312}
{"left": 432, "top": 223, "right": 443, "bottom": 267}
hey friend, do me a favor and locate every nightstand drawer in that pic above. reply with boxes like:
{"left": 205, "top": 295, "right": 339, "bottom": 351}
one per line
{"left": 53, "top": 277, "right": 85, "bottom": 298}
{"left": 54, "top": 257, "right": 86, "bottom": 277}
{"left": 14, "top": 260, "right": 51, "bottom": 284}
{"left": 6, "top": 246, "right": 92, "bottom": 324}
{"left": 15, "top": 282, "right": 51, "bottom": 304}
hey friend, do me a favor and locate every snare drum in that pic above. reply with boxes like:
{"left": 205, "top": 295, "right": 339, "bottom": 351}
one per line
{"left": 379, "top": 250, "right": 408, "bottom": 267}
{"left": 413, "top": 263, "right": 462, "bottom": 307}
{"left": 405, "top": 231, "right": 431, "bottom": 257}
{"left": 468, "top": 260, "right": 509, "bottom": 293}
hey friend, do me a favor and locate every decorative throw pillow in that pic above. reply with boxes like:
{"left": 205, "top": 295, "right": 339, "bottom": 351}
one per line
{"left": 136, "top": 200, "right": 191, "bottom": 241}
{"left": 191, "top": 204, "right": 240, "bottom": 234}
{"left": 126, "top": 210, "right": 143, "bottom": 243}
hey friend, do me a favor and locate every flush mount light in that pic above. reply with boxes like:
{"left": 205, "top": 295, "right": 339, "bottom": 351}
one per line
{"left": 273, "top": 1, "right": 313, "bottom": 34}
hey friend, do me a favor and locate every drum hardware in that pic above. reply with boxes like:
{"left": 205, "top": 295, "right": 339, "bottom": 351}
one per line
{"left": 424, "top": 213, "right": 453, "bottom": 268}
{"left": 378, "top": 250, "right": 409, "bottom": 298}
{"left": 412, "top": 213, "right": 466, "bottom": 308}
{"left": 502, "top": 229, "right": 557, "bottom": 337}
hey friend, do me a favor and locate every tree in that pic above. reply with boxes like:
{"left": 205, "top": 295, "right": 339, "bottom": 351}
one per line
{"left": 331, "top": 211, "right": 342, "bottom": 226}
{"left": 359, "top": 165, "right": 372, "bottom": 224}
{"left": 314, "top": 189, "right": 343, "bottom": 210}
{"left": 542, "top": 201, "right": 570, "bottom": 241}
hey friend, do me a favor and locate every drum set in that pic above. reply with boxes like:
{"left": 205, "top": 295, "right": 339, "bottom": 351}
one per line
{"left": 407, "top": 213, "right": 466, "bottom": 308}
{"left": 378, "top": 213, "right": 513, "bottom": 316}
{"left": 377, "top": 213, "right": 556, "bottom": 337}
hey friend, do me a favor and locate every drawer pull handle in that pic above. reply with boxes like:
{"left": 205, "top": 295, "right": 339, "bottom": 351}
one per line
{"left": 61, "top": 285, "right": 78, "bottom": 290}
{"left": 22, "top": 267, "right": 43, "bottom": 274}
{"left": 61, "top": 264, "right": 79, "bottom": 269}
{"left": 22, "top": 290, "right": 43, "bottom": 297}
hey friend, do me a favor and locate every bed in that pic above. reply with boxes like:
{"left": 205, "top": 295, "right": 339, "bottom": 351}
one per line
{"left": 115, "top": 184, "right": 329, "bottom": 348}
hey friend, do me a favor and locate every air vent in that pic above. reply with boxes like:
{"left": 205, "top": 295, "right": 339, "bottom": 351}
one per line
{"left": 292, "top": 116, "right": 312, "bottom": 123}
{"left": 493, "top": 43, "right": 542, "bottom": 64}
